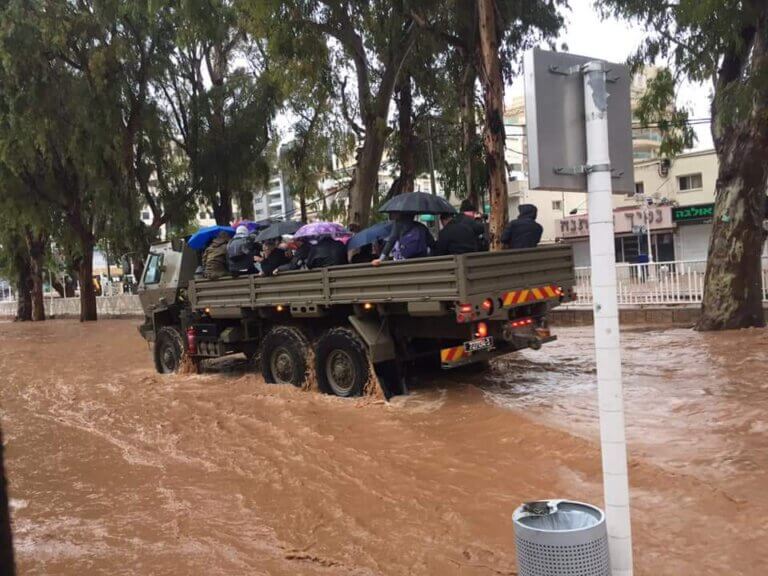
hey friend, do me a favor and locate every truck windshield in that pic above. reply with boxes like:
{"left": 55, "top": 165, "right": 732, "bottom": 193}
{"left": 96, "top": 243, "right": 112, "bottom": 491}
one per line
{"left": 144, "top": 253, "right": 164, "bottom": 285}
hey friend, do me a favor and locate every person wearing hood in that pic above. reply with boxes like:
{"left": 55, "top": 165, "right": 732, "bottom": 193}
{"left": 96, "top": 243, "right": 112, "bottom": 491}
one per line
{"left": 501, "top": 204, "right": 543, "bottom": 249}
{"left": 226, "top": 225, "right": 259, "bottom": 275}
{"left": 305, "top": 236, "right": 348, "bottom": 269}
{"left": 202, "top": 231, "right": 232, "bottom": 279}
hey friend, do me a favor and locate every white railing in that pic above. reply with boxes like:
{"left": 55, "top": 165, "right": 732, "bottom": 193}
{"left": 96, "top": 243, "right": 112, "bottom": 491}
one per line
{"left": 573, "top": 258, "right": 768, "bottom": 306}
{"left": 0, "top": 294, "right": 143, "bottom": 317}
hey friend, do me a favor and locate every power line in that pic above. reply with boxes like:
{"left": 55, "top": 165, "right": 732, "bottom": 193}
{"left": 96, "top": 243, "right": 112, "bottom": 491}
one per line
{"left": 505, "top": 117, "right": 713, "bottom": 130}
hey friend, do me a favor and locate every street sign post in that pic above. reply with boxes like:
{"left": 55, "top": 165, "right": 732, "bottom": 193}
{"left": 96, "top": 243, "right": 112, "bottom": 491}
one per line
{"left": 524, "top": 48, "right": 634, "bottom": 576}
{"left": 524, "top": 48, "right": 635, "bottom": 194}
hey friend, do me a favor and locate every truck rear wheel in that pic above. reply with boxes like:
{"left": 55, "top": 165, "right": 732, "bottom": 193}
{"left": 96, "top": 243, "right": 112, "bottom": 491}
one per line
{"left": 154, "top": 326, "right": 185, "bottom": 374}
{"left": 315, "top": 328, "right": 369, "bottom": 398}
{"left": 260, "top": 326, "right": 309, "bottom": 387}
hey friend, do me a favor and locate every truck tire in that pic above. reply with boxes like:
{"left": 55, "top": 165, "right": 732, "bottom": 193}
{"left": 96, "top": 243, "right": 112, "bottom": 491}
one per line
{"left": 315, "top": 328, "right": 369, "bottom": 398}
{"left": 260, "top": 326, "right": 309, "bottom": 387}
{"left": 154, "top": 326, "right": 185, "bottom": 374}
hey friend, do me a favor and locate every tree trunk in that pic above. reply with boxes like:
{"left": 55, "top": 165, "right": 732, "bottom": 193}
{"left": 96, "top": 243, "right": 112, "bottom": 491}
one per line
{"left": 300, "top": 193, "right": 308, "bottom": 223}
{"left": 26, "top": 236, "right": 46, "bottom": 322}
{"left": 477, "top": 0, "right": 508, "bottom": 250}
{"left": 697, "top": 131, "right": 767, "bottom": 330}
{"left": 29, "top": 254, "right": 45, "bottom": 322}
{"left": 78, "top": 238, "right": 98, "bottom": 322}
{"left": 237, "top": 190, "right": 254, "bottom": 221}
{"left": 348, "top": 124, "right": 388, "bottom": 228}
{"left": 460, "top": 61, "right": 480, "bottom": 208}
{"left": 14, "top": 252, "right": 32, "bottom": 322}
{"left": 697, "top": 11, "right": 767, "bottom": 330}
{"left": 457, "top": 0, "right": 480, "bottom": 207}
{"left": 394, "top": 73, "right": 416, "bottom": 197}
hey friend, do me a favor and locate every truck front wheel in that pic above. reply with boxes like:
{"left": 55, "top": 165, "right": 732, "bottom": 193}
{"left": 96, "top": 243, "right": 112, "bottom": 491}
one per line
{"left": 260, "top": 326, "right": 309, "bottom": 387}
{"left": 315, "top": 328, "right": 369, "bottom": 398}
{"left": 154, "top": 326, "right": 185, "bottom": 374}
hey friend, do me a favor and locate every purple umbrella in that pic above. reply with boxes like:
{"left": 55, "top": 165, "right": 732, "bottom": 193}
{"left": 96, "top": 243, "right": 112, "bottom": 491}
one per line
{"left": 294, "top": 222, "right": 349, "bottom": 239}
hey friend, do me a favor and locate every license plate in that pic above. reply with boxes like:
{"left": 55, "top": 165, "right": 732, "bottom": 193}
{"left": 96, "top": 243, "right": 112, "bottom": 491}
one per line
{"left": 464, "top": 336, "right": 494, "bottom": 353}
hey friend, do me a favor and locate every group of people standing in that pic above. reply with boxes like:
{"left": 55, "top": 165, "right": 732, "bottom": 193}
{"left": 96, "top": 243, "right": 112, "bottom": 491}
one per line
{"left": 199, "top": 199, "right": 543, "bottom": 280}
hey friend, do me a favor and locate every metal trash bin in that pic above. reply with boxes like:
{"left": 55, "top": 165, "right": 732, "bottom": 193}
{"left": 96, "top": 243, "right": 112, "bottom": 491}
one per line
{"left": 513, "top": 500, "right": 609, "bottom": 576}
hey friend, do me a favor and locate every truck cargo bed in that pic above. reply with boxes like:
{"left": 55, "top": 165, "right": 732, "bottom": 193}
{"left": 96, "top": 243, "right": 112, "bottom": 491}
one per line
{"left": 188, "top": 244, "right": 574, "bottom": 311}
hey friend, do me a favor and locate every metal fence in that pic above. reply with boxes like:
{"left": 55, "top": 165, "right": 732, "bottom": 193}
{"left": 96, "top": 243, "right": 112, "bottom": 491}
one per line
{"left": 573, "top": 258, "right": 768, "bottom": 306}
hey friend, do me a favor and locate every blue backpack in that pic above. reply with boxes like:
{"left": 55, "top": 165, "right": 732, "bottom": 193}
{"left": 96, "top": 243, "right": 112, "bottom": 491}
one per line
{"left": 393, "top": 224, "right": 429, "bottom": 260}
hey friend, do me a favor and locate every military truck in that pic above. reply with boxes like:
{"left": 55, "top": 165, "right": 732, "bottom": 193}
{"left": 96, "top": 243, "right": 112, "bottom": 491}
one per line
{"left": 137, "top": 240, "right": 575, "bottom": 398}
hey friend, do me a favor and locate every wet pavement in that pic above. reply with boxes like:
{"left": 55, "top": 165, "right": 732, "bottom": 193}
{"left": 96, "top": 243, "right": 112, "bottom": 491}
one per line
{"left": 0, "top": 319, "right": 766, "bottom": 575}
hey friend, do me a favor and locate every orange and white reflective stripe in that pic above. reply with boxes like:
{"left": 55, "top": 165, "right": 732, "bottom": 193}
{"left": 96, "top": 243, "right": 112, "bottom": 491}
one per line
{"left": 440, "top": 345, "right": 468, "bottom": 363}
{"left": 502, "top": 284, "right": 560, "bottom": 307}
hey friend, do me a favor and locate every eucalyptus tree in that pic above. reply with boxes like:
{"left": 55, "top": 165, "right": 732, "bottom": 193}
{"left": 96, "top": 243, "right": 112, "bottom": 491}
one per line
{"left": 159, "top": 0, "right": 278, "bottom": 226}
{"left": 600, "top": 0, "right": 768, "bottom": 329}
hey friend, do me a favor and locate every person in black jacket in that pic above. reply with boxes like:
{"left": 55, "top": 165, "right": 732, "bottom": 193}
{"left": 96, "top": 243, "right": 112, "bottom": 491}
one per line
{"left": 457, "top": 199, "right": 489, "bottom": 250}
{"left": 275, "top": 240, "right": 310, "bottom": 274}
{"left": 435, "top": 213, "right": 479, "bottom": 256}
{"left": 259, "top": 241, "right": 291, "bottom": 277}
{"left": 501, "top": 204, "right": 543, "bottom": 249}
{"left": 306, "top": 236, "right": 348, "bottom": 269}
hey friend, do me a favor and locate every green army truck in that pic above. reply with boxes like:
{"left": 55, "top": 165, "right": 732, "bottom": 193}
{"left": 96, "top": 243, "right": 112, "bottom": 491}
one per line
{"left": 137, "top": 240, "right": 575, "bottom": 398}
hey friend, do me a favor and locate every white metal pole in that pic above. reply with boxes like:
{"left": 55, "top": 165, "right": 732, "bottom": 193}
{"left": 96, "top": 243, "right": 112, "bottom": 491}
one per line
{"left": 583, "top": 61, "right": 634, "bottom": 576}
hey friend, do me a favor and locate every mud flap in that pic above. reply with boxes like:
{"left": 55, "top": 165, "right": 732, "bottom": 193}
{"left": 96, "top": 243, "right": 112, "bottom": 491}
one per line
{"left": 372, "top": 360, "right": 407, "bottom": 399}
{"left": 349, "top": 315, "right": 403, "bottom": 399}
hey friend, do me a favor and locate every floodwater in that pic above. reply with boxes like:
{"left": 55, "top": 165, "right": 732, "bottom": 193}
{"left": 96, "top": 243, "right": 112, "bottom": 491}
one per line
{"left": 0, "top": 320, "right": 766, "bottom": 575}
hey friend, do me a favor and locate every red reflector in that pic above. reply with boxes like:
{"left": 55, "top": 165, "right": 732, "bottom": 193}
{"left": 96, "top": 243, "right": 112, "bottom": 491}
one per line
{"left": 481, "top": 298, "right": 494, "bottom": 313}
{"left": 459, "top": 303, "right": 473, "bottom": 314}
{"left": 476, "top": 322, "right": 488, "bottom": 338}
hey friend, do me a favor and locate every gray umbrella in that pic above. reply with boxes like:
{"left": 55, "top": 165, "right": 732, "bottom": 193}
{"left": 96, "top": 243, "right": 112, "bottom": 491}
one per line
{"left": 255, "top": 221, "right": 303, "bottom": 242}
{"left": 378, "top": 191, "right": 457, "bottom": 215}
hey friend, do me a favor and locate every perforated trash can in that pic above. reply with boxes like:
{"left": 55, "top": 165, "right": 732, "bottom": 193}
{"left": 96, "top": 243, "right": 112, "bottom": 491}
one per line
{"left": 513, "top": 500, "right": 609, "bottom": 576}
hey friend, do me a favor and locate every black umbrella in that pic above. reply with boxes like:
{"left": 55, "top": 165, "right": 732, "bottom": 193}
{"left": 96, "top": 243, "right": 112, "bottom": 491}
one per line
{"left": 378, "top": 191, "right": 457, "bottom": 215}
{"left": 255, "top": 221, "right": 303, "bottom": 242}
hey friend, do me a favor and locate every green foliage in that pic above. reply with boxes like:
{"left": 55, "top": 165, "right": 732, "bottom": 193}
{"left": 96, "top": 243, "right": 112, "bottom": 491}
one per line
{"left": 599, "top": 0, "right": 768, "bottom": 136}
{"left": 634, "top": 69, "right": 696, "bottom": 157}
{"left": 160, "top": 0, "right": 278, "bottom": 225}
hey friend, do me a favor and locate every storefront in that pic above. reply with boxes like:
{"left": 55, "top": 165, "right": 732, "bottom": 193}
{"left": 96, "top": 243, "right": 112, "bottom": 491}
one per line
{"left": 556, "top": 205, "right": 677, "bottom": 267}
{"left": 671, "top": 203, "right": 714, "bottom": 261}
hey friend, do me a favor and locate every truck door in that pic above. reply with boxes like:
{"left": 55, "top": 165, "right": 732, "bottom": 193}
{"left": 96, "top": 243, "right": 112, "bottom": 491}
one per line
{"left": 137, "top": 243, "right": 181, "bottom": 313}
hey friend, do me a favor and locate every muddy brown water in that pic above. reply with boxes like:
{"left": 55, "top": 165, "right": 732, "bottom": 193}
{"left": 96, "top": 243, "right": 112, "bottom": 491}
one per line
{"left": 0, "top": 320, "right": 766, "bottom": 575}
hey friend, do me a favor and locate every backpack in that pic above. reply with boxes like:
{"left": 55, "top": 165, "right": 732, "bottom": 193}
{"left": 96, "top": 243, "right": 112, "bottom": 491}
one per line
{"left": 393, "top": 223, "right": 429, "bottom": 260}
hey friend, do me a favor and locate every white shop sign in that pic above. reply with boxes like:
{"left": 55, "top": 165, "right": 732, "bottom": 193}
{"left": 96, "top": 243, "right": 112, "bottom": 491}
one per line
{"left": 557, "top": 206, "right": 675, "bottom": 239}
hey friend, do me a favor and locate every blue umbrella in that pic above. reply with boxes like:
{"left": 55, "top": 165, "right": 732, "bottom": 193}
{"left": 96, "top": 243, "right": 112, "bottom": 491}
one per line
{"left": 187, "top": 225, "right": 235, "bottom": 250}
{"left": 347, "top": 221, "right": 393, "bottom": 251}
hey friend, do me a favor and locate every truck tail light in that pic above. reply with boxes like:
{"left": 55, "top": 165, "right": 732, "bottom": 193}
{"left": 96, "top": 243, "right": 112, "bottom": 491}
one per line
{"left": 457, "top": 303, "right": 476, "bottom": 323}
{"left": 475, "top": 322, "right": 488, "bottom": 338}
{"left": 510, "top": 317, "right": 534, "bottom": 328}
{"left": 481, "top": 298, "right": 494, "bottom": 314}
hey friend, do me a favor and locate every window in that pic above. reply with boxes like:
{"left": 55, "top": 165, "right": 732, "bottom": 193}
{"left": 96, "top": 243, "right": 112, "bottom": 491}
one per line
{"left": 678, "top": 173, "right": 703, "bottom": 191}
{"left": 552, "top": 200, "right": 562, "bottom": 212}
{"left": 508, "top": 163, "right": 523, "bottom": 172}
{"left": 634, "top": 182, "right": 644, "bottom": 196}
{"left": 143, "top": 253, "right": 163, "bottom": 285}
{"left": 141, "top": 211, "right": 151, "bottom": 220}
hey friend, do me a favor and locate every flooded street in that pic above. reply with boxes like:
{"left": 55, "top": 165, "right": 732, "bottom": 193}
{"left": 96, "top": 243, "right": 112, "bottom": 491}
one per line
{"left": 1, "top": 319, "right": 766, "bottom": 575}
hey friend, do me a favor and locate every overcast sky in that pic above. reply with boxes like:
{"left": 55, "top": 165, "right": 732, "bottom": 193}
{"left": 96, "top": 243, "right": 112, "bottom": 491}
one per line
{"left": 515, "top": 0, "right": 713, "bottom": 150}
